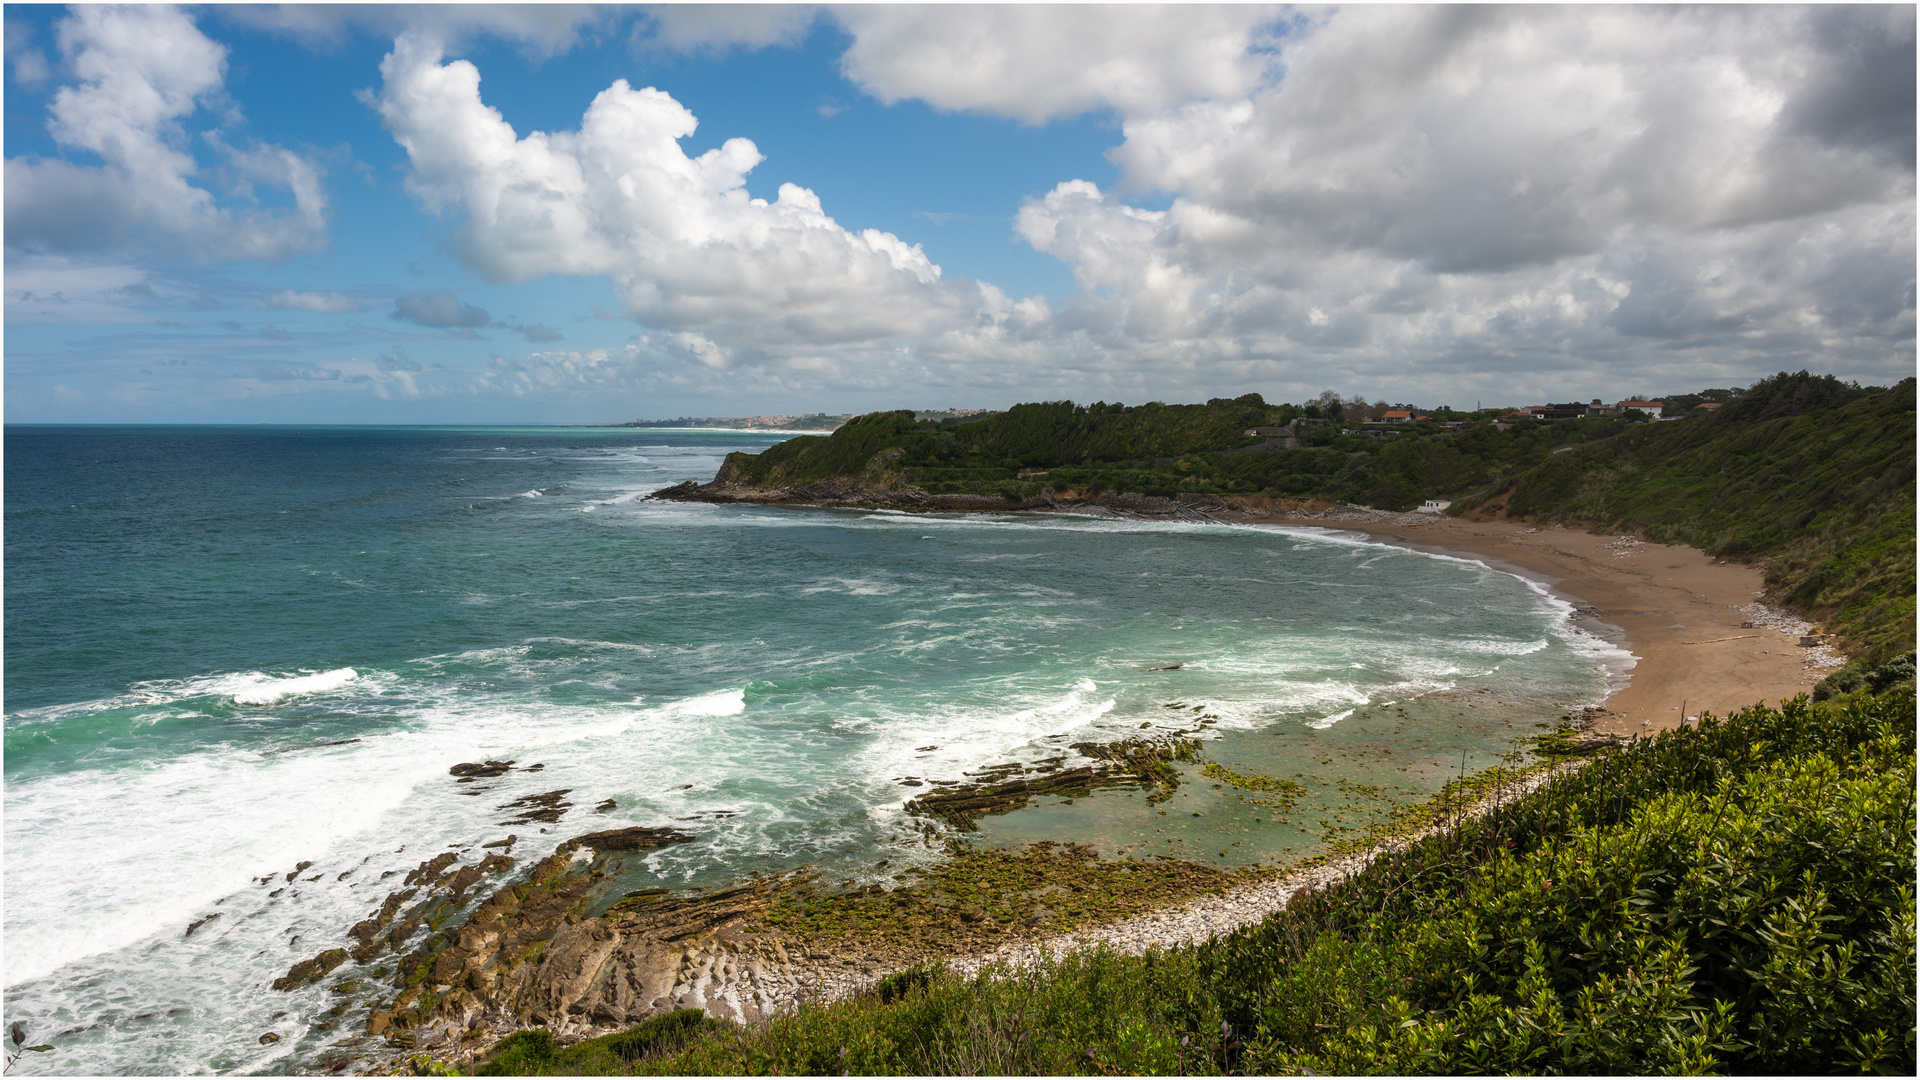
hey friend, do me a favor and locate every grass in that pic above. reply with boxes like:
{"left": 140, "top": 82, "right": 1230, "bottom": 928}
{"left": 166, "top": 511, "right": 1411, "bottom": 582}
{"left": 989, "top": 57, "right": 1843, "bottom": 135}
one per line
{"left": 468, "top": 689, "right": 1915, "bottom": 1076}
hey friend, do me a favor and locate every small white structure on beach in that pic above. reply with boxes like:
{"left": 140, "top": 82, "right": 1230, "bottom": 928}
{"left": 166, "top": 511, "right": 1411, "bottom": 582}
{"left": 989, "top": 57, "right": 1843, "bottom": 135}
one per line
{"left": 1417, "top": 499, "right": 1452, "bottom": 514}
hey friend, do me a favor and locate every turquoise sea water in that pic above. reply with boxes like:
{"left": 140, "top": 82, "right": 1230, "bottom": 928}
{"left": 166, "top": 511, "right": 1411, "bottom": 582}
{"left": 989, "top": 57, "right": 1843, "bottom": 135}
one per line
{"left": 4, "top": 426, "right": 1624, "bottom": 1074}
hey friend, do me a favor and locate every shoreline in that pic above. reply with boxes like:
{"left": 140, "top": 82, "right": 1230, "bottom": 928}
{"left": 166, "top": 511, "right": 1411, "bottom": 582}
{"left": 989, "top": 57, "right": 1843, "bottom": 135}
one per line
{"left": 362, "top": 503, "right": 1847, "bottom": 1072}
{"left": 1206, "top": 506, "right": 1842, "bottom": 737}
{"left": 652, "top": 483, "right": 1846, "bottom": 735}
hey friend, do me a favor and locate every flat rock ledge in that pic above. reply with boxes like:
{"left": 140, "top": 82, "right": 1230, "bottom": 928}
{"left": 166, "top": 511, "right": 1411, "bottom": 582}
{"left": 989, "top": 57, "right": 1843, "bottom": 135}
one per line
{"left": 346, "top": 758, "right": 1590, "bottom": 1075}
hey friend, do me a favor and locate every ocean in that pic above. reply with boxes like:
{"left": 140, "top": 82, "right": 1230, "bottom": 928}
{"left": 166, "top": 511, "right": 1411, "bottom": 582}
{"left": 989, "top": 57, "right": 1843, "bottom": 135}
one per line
{"left": 3, "top": 425, "right": 1625, "bottom": 1074}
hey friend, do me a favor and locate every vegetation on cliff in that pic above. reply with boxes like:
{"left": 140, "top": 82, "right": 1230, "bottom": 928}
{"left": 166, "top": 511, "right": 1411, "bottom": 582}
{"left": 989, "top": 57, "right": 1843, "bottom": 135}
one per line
{"left": 692, "top": 372, "right": 1914, "bottom": 663}
{"left": 1474, "top": 373, "right": 1916, "bottom": 664}
{"left": 708, "top": 394, "right": 1643, "bottom": 510}
{"left": 475, "top": 689, "right": 1916, "bottom": 1076}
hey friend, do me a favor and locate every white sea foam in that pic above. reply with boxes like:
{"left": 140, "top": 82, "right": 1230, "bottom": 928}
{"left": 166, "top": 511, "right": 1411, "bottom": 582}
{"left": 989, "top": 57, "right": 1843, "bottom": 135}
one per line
{"left": 1448, "top": 637, "right": 1550, "bottom": 656}
{"left": 1273, "top": 524, "right": 1637, "bottom": 705}
{"left": 652, "top": 688, "right": 747, "bottom": 719}
{"left": 222, "top": 667, "right": 360, "bottom": 705}
{"left": 2, "top": 677, "right": 771, "bottom": 992}
{"left": 801, "top": 576, "right": 904, "bottom": 596}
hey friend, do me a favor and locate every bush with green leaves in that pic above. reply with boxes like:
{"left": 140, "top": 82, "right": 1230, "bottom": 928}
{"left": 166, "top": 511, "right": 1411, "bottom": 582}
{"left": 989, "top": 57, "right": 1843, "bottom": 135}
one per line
{"left": 1816, "top": 650, "right": 1916, "bottom": 701}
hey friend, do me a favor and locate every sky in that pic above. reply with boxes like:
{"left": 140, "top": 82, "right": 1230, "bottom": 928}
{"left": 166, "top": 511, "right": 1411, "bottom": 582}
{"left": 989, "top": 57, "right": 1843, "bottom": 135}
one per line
{"left": 4, "top": 4, "right": 1914, "bottom": 425}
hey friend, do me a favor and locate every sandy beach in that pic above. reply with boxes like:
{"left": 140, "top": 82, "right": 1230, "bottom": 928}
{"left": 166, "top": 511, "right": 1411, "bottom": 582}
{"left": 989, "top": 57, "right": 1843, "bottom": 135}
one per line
{"left": 1217, "top": 508, "right": 1845, "bottom": 737}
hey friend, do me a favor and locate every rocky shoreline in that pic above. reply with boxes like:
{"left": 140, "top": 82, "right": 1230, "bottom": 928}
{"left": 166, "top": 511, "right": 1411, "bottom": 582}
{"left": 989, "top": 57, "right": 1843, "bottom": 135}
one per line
{"left": 327, "top": 735, "right": 1609, "bottom": 1076}
{"left": 285, "top": 738, "right": 1231, "bottom": 1074}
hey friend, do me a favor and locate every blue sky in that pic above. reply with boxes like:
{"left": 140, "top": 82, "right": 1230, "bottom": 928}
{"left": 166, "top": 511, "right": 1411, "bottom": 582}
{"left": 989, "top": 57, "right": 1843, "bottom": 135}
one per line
{"left": 5, "top": 5, "right": 1913, "bottom": 424}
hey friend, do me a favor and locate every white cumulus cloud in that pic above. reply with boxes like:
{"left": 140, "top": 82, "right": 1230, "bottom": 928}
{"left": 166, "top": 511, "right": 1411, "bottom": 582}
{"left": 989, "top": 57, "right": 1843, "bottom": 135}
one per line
{"left": 4, "top": 5, "right": 329, "bottom": 262}
{"left": 266, "top": 289, "right": 364, "bottom": 313}
{"left": 834, "top": 5, "right": 1288, "bottom": 123}
{"left": 1010, "top": 5, "right": 1915, "bottom": 396}
{"left": 368, "top": 32, "right": 991, "bottom": 354}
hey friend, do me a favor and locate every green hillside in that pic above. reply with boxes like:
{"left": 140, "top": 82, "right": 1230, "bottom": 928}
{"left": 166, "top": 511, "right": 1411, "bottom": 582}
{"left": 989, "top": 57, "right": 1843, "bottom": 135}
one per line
{"left": 1478, "top": 373, "right": 1915, "bottom": 663}
{"left": 714, "top": 395, "right": 1646, "bottom": 509}
{"left": 699, "top": 374, "right": 1914, "bottom": 663}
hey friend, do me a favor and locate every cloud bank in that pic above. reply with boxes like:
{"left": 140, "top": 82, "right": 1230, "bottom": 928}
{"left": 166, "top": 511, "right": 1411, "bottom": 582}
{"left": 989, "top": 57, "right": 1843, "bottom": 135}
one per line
{"left": 835, "top": 4, "right": 1286, "bottom": 124}
{"left": 362, "top": 6, "right": 1911, "bottom": 405}
{"left": 8, "top": 5, "right": 1909, "bottom": 421}
{"left": 1004, "top": 5, "right": 1913, "bottom": 396}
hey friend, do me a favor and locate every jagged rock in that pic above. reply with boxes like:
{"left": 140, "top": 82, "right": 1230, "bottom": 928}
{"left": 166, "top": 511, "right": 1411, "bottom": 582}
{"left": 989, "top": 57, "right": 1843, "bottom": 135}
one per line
{"left": 403, "top": 853, "right": 459, "bottom": 888}
{"left": 346, "top": 824, "right": 717, "bottom": 1044}
{"left": 272, "top": 948, "right": 348, "bottom": 991}
{"left": 557, "top": 826, "right": 697, "bottom": 855}
{"left": 497, "top": 789, "right": 573, "bottom": 826}
{"left": 1565, "top": 732, "right": 1624, "bottom": 755}
{"left": 444, "top": 854, "right": 515, "bottom": 901}
{"left": 481, "top": 835, "right": 516, "bottom": 849}
{"left": 350, "top": 888, "right": 419, "bottom": 961}
{"left": 258, "top": 1032, "right": 281, "bottom": 1045}
{"left": 185, "top": 913, "right": 220, "bottom": 937}
{"left": 285, "top": 860, "right": 313, "bottom": 883}
{"left": 905, "top": 738, "right": 1196, "bottom": 829}
{"left": 450, "top": 761, "right": 515, "bottom": 779}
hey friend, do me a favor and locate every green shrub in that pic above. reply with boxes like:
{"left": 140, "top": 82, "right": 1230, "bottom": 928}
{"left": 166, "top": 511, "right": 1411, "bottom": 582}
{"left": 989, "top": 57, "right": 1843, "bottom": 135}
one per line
{"left": 478, "top": 1011, "right": 733, "bottom": 1076}
{"left": 1206, "top": 691, "right": 1916, "bottom": 1075}
{"left": 1816, "top": 650, "right": 1917, "bottom": 701}
{"left": 476, "top": 1029, "right": 557, "bottom": 1075}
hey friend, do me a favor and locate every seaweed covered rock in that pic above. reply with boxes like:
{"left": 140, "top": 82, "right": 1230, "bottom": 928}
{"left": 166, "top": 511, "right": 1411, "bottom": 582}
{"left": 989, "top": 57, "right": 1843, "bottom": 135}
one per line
{"left": 273, "top": 948, "right": 348, "bottom": 991}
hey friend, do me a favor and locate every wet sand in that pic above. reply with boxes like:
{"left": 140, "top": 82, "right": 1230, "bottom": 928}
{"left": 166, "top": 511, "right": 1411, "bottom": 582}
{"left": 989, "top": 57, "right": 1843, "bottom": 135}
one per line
{"left": 1218, "top": 509, "right": 1843, "bottom": 737}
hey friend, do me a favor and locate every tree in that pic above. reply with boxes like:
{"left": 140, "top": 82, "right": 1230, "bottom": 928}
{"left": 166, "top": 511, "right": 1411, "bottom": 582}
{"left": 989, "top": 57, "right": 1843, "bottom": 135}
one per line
{"left": 1314, "top": 389, "right": 1345, "bottom": 422}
